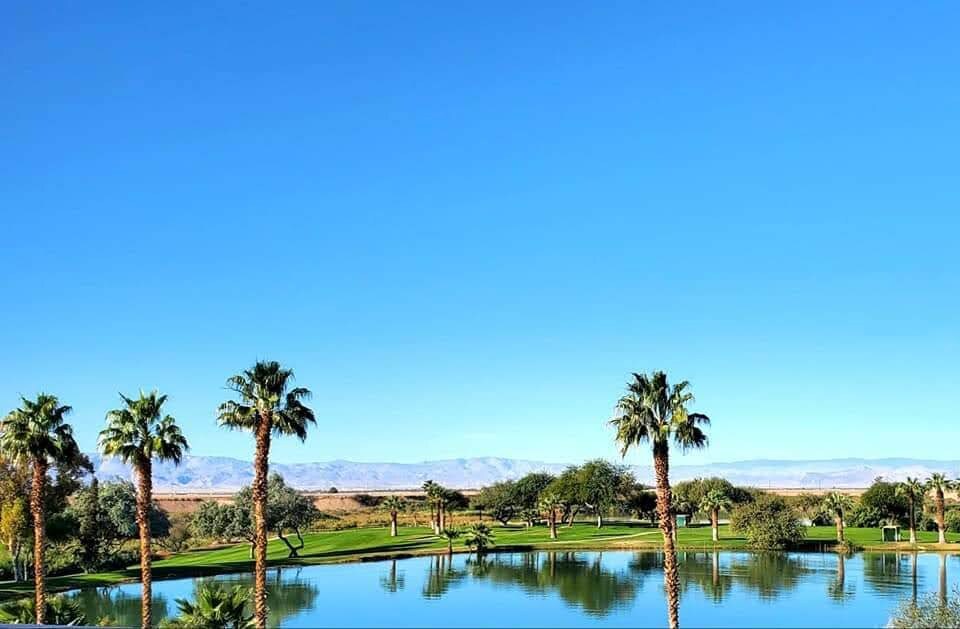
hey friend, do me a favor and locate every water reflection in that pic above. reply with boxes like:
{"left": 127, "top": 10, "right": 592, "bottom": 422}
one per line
{"left": 65, "top": 550, "right": 960, "bottom": 627}
{"left": 68, "top": 588, "right": 169, "bottom": 627}
{"left": 380, "top": 559, "right": 406, "bottom": 593}
{"left": 469, "top": 552, "right": 638, "bottom": 616}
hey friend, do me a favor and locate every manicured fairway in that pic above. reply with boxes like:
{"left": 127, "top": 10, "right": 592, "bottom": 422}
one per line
{"left": 1, "top": 522, "right": 957, "bottom": 600}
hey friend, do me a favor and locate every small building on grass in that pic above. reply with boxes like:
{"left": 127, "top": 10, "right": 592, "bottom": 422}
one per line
{"left": 881, "top": 525, "right": 901, "bottom": 542}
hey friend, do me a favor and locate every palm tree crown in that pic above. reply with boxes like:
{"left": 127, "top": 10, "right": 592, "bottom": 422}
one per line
{"left": 927, "top": 473, "right": 955, "bottom": 494}
{"left": 0, "top": 394, "right": 82, "bottom": 466}
{"left": 700, "top": 489, "right": 732, "bottom": 513}
{"left": 217, "top": 361, "right": 315, "bottom": 438}
{"left": 611, "top": 372, "right": 710, "bottom": 455}
{"left": 821, "top": 492, "right": 853, "bottom": 517}
{"left": 99, "top": 391, "right": 189, "bottom": 466}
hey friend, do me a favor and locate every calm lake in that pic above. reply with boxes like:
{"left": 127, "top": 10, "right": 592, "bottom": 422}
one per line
{"left": 69, "top": 550, "right": 960, "bottom": 627}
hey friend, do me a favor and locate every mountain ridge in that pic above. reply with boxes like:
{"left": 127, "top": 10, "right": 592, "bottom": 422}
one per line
{"left": 86, "top": 454, "right": 960, "bottom": 492}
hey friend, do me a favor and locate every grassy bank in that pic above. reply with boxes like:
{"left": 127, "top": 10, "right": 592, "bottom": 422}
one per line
{"left": 1, "top": 522, "right": 957, "bottom": 600}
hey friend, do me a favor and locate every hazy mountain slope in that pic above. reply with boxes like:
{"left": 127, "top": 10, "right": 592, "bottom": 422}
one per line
{"left": 86, "top": 454, "right": 960, "bottom": 492}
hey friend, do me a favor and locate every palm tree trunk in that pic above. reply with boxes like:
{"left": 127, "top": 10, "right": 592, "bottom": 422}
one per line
{"left": 711, "top": 509, "right": 718, "bottom": 542}
{"left": 596, "top": 511, "right": 603, "bottom": 528}
{"left": 30, "top": 458, "right": 47, "bottom": 625}
{"left": 909, "top": 501, "right": 917, "bottom": 544}
{"left": 653, "top": 445, "right": 680, "bottom": 629}
{"left": 135, "top": 460, "right": 154, "bottom": 629}
{"left": 936, "top": 490, "right": 946, "bottom": 544}
{"left": 252, "top": 415, "right": 272, "bottom": 629}
{"left": 835, "top": 516, "right": 844, "bottom": 543}
{"left": 390, "top": 512, "right": 398, "bottom": 537}
{"left": 549, "top": 511, "right": 557, "bottom": 539}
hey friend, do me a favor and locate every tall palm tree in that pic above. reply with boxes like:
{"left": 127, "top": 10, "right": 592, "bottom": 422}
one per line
{"left": 422, "top": 481, "right": 443, "bottom": 534}
{"left": 896, "top": 477, "right": 925, "bottom": 545}
{"left": 99, "top": 390, "right": 189, "bottom": 629}
{"left": 699, "top": 489, "right": 731, "bottom": 543}
{"left": 821, "top": 492, "right": 854, "bottom": 543}
{"left": 217, "top": 361, "right": 315, "bottom": 629}
{"left": 381, "top": 496, "right": 406, "bottom": 537}
{"left": 926, "top": 473, "right": 955, "bottom": 545}
{"left": 611, "top": 371, "right": 710, "bottom": 629}
{"left": 538, "top": 489, "right": 563, "bottom": 540}
{"left": 0, "top": 394, "right": 83, "bottom": 625}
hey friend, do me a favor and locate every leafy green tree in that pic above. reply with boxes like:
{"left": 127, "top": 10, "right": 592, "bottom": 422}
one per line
{"left": 0, "top": 394, "right": 84, "bottom": 624}
{"left": 464, "top": 522, "right": 495, "bottom": 555}
{"left": 217, "top": 360, "right": 316, "bottom": 629}
{"left": 76, "top": 476, "right": 102, "bottom": 571}
{"left": 0, "top": 497, "right": 28, "bottom": 581}
{"left": 381, "top": 496, "right": 406, "bottom": 537}
{"left": 851, "top": 477, "right": 908, "bottom": 527}
{"left": 191, "top": 475, "right": 316, "bottom": 558}
{"left": 0, "top": 594, "right": 86, "bottom": 626}
{"left": 99, "top": 390, "right": 188, "bottom": 629}
{"left": 577, "top": 460, "right": 629, "bottom": 528}
{"left": 511, "top": 472, "right": 555, "bottom": 524}
{"left": 897, "top": 477, "right": 926, "bottom": 545}
{"left": 475, "top": 481, "right": 516, "bottom": 525}
{"left": 820, "top": 492, "right": 854, "bottom": 543}
{"left": 611, "top": 371, "right": 710, "bottom": 629}
{"left": 624, "top": 488, "right": 657, "bottom": 523}
{"left": 700, "top": 489, "right": 732, "bottom": 542}
{"left": 926, "top": 473, "right": 956, "bottom": 544}
{"left": 730, "top": 495, "right": 805, "bottom": 550}
{"left": 548, "top": 467, "right": 585, "bottom": 527}
{"left": 161, "top": 581, "right": 254, "bottom": 629}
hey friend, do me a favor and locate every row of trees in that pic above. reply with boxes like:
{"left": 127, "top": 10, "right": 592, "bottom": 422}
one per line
{"left": 0, "top": 359, "right": 314, "bottom": 628}
{"left": 809, "top": 474, "right": 959, "bottom": 545}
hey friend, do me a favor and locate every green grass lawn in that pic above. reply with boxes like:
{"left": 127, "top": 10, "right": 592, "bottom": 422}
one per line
{"left": 1, "top": 521, "right": 956, "bottom": 601}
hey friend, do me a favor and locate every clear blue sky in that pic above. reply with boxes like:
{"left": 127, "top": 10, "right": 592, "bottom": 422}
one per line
{"left": 2, "top": 2, "right": 957, "bottom": 466}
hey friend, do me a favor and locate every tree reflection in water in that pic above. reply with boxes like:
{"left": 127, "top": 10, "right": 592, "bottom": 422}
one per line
{"left": 458, "top": 552, "right": 638, "bottom": 616}
{"left": 380, "top": 559, "right": 406, "bottom": 593}
{"left": 422, "top": 553, "right": 467, "bottom": 599}
{"left": 67, "top": 587, "right": 169, "bottom": 627}
{"left": 827, "top": 552, "right": 855, "bottom": 602}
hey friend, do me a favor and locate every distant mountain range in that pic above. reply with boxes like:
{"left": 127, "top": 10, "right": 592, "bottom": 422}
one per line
{"left": 86, "top": 454, "right": 960, "bottom": 492}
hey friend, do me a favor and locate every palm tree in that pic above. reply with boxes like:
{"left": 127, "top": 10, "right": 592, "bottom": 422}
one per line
{"left": 699, "top": 489, "right": 731, "bottom": 543}
{"left": 926, "top": 473, "right": 955, "bottom": 544}
{"left": 161, "top": 581, "right": 255, "bottom": 629}
{"left": 896, "top": 477, "right": 925, "bottom": 545}
{"left": 439, "top": 527, "right": 461, "bottom": 554}
{"left": 0, "top": 394, "right": 83, "bottom": 625}
{"left": 0, "top": 594, "right": 87, "bottom": 626}
{"left": 611, "top": 371, "right": 710, "bottom": 629}
{"left": 821, "top": 492, "right": 854, "bottom": 543}
{"left": 217, "top": 361, "right": 316, "bottom": 629}
{"left": 99, "top": 390, "right": 188, "bottom": 628}
{"left": 381, "top": 496, "right": 406, "bottom": 537}
{"left": 538, "top": 489, "right": 563, "bottom": 540}
{"left": 422, "top": 481, "right": 444, "bottom": 534}
{"left": 464, "top": 523, "right": 495, "bottom": 555}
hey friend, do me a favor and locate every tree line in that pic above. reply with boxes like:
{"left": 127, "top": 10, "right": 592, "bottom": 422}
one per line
{"left": 0, "top": 360, "right": 313, "bottom": 628}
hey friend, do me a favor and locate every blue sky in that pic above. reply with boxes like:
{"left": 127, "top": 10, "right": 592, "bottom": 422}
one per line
{"left": 1, "top": 2, "right": 957, "bottom": 466}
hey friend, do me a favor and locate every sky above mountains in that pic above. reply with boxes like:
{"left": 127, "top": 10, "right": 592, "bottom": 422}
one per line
{"left": 1, "top": 3, "right": 957, "bottom": 465}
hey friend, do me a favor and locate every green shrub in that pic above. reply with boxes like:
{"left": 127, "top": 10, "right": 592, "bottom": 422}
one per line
{"left": 730, "top": 496, "right": 805, "bottom": 549}
{"left": 890, "top": 588, "right": 960, "bottom": 628}
{"left": 945, "top": 508, "right": 960, "bottom": 533}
